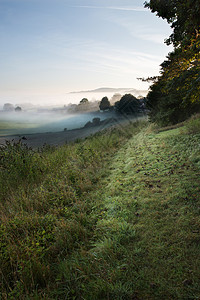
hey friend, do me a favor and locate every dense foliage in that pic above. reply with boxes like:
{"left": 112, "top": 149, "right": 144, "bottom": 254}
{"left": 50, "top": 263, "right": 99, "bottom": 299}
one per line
{"left": 145, "top": 0, "right": 200, "bottom": 125}
{"left": 114, "top": 94, "right": 141, "bottom": 114}
{"left": 99, "top": 96, "right": 111, "bottom": 111}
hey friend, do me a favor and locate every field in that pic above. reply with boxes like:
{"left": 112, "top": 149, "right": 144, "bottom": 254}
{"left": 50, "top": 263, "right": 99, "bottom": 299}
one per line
{"left": 0, "top": 120, "right": 38, "bottom": 136}
{"left": 0, "top": 115, "right": 200, "bottom": 299}
{"left": 0, "top": 113, "right": 144, "bottom": 148}
{"left": 0, "top": 110, "right": 119, "bottom": 137}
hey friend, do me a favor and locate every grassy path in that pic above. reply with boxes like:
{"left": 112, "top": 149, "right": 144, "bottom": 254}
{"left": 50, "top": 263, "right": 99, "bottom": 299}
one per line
{"left": 1, "top": 118, "right": 200, "bottom": 299}
{"left": 71, "top": 125, "right": 200, "bottom": 299}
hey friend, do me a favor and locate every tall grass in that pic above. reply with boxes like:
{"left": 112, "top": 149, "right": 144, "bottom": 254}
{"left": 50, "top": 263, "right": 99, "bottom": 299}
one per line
{"left": 0, "top": 121, "right": 146, "bottom": 298}
{"left": 0, "top": 115, "right": 200, "bottom": 299}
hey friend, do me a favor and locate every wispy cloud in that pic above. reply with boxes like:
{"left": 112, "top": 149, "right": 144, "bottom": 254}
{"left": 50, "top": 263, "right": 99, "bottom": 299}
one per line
{"left": 28, "top": 32, "right": 163, "bottom": 79}
{"left": 71, "top": 5, "right": 146, "bottom": 12}
{"left": 108, "top": 15, "right": 171, "bottom": 45}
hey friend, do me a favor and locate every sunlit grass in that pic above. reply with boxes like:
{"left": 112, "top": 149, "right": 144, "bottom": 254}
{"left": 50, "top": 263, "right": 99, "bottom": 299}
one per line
{"left": 0, "top": 116, "right": 200, "bottom": 299}
{"left": 0, "top": 120, "right": 40, "bottom": 136}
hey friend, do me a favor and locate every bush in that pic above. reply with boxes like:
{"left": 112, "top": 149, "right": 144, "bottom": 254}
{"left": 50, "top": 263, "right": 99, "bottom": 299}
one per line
{"left": 185, "top": 114, "right": 200, "bottom": 134}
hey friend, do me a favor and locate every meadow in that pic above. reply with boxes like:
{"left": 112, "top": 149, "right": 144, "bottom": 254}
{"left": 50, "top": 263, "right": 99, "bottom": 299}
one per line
{"left": 0, "top": 110, "right": 115, "bottom": 136}
{"left": 0, "top": 115, "right": 200, "bottom": 299}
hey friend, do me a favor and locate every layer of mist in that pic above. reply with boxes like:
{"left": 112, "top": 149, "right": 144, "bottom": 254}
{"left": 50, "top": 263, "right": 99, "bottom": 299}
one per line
{"left": 0, "top": 110, "right": 116, "bottom": 136}
{"left": 0, "top": 88, "right": 148, "bottom": 109}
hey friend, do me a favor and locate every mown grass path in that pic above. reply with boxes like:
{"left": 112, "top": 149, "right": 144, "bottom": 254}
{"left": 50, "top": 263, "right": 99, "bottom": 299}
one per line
{"left": 75, "top": 126, "right": 200, "bottom": 299}
{"left": 1, "top": 120, "right": 200, "bottom": 299}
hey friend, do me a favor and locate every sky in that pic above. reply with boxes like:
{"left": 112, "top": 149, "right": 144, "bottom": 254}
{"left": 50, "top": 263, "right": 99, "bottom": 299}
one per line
{"left": 0, "top": 0, "right": 173, "bottom": 106}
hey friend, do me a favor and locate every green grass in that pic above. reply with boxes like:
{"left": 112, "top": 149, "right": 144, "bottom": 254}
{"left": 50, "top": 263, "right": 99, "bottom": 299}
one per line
{"left": 0, "top": 116, "right": 200, "bottom": 299}
{"left": 0, "top": 120, "right": 39, "bottom": 136}
{"left": 92, "top": 127, "right": 200, "bottom": 299}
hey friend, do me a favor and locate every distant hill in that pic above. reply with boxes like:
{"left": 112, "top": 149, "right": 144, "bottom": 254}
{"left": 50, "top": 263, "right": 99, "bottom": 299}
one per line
{"left": 70, "top": 87, "right": 148, "bottom": 96}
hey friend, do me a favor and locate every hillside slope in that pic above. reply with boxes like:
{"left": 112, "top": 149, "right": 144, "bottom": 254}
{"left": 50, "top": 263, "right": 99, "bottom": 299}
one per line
{"left": 0, "top": 117, "right": 200, "bottom": 299}
{"left": 85, "top": 120, "right": 200, "bottom": 299}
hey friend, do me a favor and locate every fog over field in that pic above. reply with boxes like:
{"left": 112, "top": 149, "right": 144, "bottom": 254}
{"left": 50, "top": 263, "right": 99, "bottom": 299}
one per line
{"left": 0, "top": 88, "right": 147, "bottom": 137}
{"left": 0, "top": 109, "right": 116, "bottom": 136}
{"left": 0, "top": 88, "right": 148, "bottom": 109}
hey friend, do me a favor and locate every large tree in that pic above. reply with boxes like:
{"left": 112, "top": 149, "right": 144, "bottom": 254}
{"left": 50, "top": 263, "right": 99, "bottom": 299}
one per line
{"left": 145, "top": 0, "right": 200, "bottom": 125}
{"left": 79, "top": 98, "right": 89, "bottom": 104}
{"left": 114, "top": 94, "right": 140, "bottom": 114}
{"left": 144, "top": 0, "right": 200, "bottom": 47}
{"left": 99, "top": 97, "right": 111, "bottom": 111}
{"left": 3, "top": 103, "right": 15, "bottom": 111}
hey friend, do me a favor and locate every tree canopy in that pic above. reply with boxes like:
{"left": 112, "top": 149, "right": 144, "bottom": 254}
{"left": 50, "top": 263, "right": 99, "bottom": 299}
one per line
{"left": 145, "top": 0, "right": 200, "bottom": 125}
{"left": 114, "top": 94, "right": 140, "bottom": 114}
{"left": 79, "top": 98, "right": 89, "bottom": 104}
{"left": 99, "top": 97, "right": 111, "bottom": 111}
{"left": 144, "top": 0, "right": 200, "bottom": 47}
{"left": 15, "top": 106, "right": 22, "bottom": 112}
{"left": 3, "top": 103, "right": 15, "bottom": 111}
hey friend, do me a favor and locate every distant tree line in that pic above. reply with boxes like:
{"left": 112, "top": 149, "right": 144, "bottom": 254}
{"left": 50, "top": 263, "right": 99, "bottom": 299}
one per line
{"left": 66, "top": 94, "right": 146, "bottom": 114}
{"left": 67, "top": 98, "right": 99, "bottom": 113}
{"left": 2, "top": 95, "right": 145, "bottom": 115}
{"left": 99, "top": 94, "right": 145, "bottom": 114}
{"left": 3, "top": 103, "right": 22, "bottom": 112}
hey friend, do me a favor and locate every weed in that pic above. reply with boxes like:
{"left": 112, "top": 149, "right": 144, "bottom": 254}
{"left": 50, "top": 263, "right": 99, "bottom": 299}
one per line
{"left": 184, "top": 113, "right": 200, "bottom": 134}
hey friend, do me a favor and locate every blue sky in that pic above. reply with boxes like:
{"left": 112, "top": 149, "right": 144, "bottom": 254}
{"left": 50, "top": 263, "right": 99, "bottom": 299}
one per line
{"left": 0, "top": 0, "right": 173, "bottom": 105}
